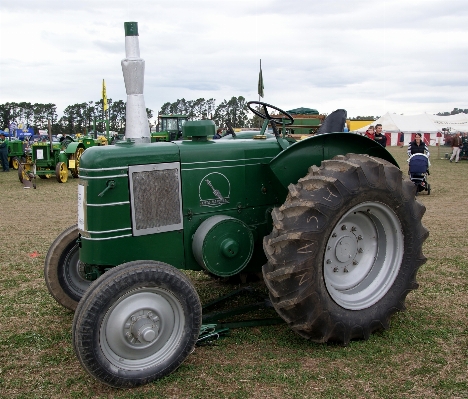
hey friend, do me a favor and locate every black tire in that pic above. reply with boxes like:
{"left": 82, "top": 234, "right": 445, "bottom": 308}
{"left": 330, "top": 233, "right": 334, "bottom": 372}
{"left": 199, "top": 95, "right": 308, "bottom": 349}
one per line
{"left": 263, "top": 154, "right": 428, "bottom": 344}
{"left": 44, "top": 225, "right": 90, "bottom": 310}
{"left": 73, "top": 260, "right": 202, "bottom": 388}
{"left": 18, "top": 164, "right": 25, "bottom": 183}
{"left": 427, "top": 183, "right": 431, "bottom": 195}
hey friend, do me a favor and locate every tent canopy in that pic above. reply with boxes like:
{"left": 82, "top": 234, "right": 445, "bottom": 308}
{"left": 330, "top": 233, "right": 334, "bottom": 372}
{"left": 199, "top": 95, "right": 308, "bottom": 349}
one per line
{"left": 356, "top": 112, "right": 468, "bottom": 133}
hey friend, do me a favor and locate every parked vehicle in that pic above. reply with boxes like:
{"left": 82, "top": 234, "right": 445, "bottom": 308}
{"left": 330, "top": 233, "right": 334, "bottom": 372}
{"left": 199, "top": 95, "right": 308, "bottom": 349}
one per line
{"left": 45, "top": 22, "right": 428, "bottom": 388}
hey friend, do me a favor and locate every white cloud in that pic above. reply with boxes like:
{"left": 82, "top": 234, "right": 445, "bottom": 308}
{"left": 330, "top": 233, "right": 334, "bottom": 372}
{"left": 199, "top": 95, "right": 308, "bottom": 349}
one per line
{"left": 0, "top": 0, "right": 467, "bottom": 122}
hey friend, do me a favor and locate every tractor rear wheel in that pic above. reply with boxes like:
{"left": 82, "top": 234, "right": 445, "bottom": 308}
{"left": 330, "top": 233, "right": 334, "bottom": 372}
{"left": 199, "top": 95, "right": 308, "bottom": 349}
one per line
{"left": 73, "top": 260, "right": 202, "bottom": 388}
{"left": 44, "top": 225, "right": 90, "bottom": 310}
{"left": 263, "top": 154, "right": 428, "bottom": 344}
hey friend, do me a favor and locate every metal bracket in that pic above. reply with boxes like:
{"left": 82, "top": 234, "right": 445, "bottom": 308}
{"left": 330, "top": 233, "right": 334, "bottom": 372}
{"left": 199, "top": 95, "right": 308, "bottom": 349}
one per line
{"left": 196, "top": 286, "right": 283, "bottom": 345}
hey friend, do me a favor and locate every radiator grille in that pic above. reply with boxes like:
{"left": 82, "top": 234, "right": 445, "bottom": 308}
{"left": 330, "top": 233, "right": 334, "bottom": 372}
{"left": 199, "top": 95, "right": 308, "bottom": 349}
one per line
{"left": 129, "top": 163, "right": 183, "bottom": 235}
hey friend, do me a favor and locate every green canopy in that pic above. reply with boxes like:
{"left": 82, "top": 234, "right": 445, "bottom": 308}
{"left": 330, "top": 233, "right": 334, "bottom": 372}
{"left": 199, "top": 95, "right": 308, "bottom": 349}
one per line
{"left": 287, "top": 107, "right": 319, "bottom": 115}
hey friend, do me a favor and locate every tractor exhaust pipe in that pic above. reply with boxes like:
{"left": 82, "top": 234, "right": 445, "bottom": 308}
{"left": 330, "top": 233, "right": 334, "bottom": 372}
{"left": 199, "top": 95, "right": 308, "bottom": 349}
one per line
{"left": 122, "top": 22, "right": 150, "bottom": 143}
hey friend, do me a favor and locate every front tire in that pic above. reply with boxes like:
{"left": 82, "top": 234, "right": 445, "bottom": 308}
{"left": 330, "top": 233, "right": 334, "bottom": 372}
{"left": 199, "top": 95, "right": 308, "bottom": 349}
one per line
{"left": 263, "top": 154, "right": 428, "bottom": 344}
{"left": 55, "top": 161, "right": 68, "bottom": 183}
{"left": 44, "top": 225, "right": 90, "bottom": 310}
{"left": 11, "top": 156, "right": 20, "bottom": 170}
{"left": 73, "top": 260, "right": 202, "bottom": 388}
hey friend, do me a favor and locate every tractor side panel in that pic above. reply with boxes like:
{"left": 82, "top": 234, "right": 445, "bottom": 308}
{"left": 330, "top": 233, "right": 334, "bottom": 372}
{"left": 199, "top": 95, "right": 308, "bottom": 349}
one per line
{"left": 269, "top": 133, "right": 399, "bottom": 190}
{"left": 178, "top": 139, "right": 283, "bottom": 272}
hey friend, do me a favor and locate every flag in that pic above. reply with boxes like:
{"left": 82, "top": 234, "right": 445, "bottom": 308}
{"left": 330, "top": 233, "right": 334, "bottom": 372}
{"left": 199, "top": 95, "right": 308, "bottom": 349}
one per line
{"left": 258, "top": 59, "right": 264, "bottom": 98}
{"left": 102, "top": 79, "right": 108, "bottom": 111}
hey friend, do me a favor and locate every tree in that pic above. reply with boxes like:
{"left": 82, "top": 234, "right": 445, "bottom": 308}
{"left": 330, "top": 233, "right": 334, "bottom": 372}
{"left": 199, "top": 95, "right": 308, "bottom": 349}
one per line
{"left": 213, "top": 96, "right": 249, "bottom": 128}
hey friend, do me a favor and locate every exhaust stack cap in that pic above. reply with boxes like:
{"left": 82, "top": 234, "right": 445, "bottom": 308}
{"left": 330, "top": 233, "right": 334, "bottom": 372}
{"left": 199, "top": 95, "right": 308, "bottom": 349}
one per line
{"left": 124, "top": 22, "right": 138, "bottom": 36}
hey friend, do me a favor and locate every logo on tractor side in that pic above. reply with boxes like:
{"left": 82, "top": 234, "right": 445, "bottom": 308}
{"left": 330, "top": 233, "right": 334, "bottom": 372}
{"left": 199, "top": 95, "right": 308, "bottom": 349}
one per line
{"left": 199, "top": 172, "right": 230, "bottom": 207}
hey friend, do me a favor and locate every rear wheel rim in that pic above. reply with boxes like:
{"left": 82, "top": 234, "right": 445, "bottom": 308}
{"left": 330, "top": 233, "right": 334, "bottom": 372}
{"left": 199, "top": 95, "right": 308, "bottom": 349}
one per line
{"left": 323, "top": 201, "right": 404, "bottom": 310}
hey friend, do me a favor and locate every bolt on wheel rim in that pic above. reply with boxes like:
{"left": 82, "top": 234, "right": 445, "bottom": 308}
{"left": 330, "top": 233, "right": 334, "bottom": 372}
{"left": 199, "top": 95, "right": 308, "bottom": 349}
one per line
{"left": 324, "top": 202, "right": 403, "bottom": 310}
{"left": 100, "top": 288, "right": 185, "bottom": 370}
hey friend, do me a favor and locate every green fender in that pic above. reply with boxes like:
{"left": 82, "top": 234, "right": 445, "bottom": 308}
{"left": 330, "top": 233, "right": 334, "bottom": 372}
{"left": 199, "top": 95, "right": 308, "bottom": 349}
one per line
{"left": 65, "top": 142, "right": 85, "bottom": 154}
{"left": 269, "top": 132, "right": 399, "bottom": 190}
{"left": 59, "top": 151, "right": 68, "bottom": 163}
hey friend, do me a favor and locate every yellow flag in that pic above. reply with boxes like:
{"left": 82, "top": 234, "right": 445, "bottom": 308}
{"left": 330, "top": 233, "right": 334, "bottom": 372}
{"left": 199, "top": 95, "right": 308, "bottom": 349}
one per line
{"left": 102, "top": 79, "right": 108, "bottom": 111}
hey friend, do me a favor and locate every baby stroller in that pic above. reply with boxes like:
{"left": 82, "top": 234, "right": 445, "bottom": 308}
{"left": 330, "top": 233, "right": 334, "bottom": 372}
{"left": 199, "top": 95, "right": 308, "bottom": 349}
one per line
{"left": 408, "top": 153, "right": 430, "bottom": 195}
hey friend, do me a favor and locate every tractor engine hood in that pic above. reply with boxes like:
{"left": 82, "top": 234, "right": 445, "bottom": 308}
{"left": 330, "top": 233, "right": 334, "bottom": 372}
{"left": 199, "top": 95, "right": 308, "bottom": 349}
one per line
{"left": 79, "top": 141, "right": 180, "bottom": 171}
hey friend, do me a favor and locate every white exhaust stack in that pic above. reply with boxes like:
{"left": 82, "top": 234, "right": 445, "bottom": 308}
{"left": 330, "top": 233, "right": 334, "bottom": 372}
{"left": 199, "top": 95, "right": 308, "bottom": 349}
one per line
{"left": 122, "top": 22, "right": 150, "bottom": 143}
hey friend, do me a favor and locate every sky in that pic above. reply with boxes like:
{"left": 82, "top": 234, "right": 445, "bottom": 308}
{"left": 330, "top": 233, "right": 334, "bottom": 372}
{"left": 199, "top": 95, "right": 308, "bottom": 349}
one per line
{"left": 1, "top": 0, "right": 467, "bottom": 124}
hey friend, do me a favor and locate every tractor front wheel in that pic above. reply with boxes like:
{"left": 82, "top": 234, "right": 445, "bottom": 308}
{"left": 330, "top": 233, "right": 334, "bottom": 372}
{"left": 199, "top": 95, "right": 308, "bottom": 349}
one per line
{"left": 11, "top": 157, "right": 20, "bottom": 170}
{"left": 263, "top": 154, "right": 428, "bottom": 344}
{"left": 55, "top": 161, "right": 68, "bottom": 183}
{"left": 73, "top": 261, "right": 202, "bottom": 388}
{"left": 18, "top": 164, "right": 25, "bottom": 183}
{"left": 44, "top": 225, "right": 90, "bottom": 310}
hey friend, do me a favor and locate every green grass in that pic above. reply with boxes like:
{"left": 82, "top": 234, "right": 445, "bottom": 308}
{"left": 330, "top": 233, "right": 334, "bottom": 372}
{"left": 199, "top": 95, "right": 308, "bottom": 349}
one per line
{"left": 0, "top": 147, "right": 467, "bottom": 399}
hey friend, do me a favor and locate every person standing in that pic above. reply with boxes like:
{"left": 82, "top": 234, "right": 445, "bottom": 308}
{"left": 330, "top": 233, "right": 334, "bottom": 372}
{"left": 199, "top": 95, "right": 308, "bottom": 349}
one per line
{"left": 449, "top": 132, "right": 463, "bottom": 163}
{"left": 364, "top": 125, "right": 374, "bottom": 140}
{"left": 407, "top": 133, "right": 430, "bottom": 157}
{"left": 373, "top": 124, "right": 387, "bottom": 147}
{"left": 0, "top": 132, "right": 9, "bottom": 172}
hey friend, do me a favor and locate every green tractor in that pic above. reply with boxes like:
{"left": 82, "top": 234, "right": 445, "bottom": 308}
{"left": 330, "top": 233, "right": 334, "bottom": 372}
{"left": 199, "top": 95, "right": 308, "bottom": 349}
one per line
{"left": 5, "top": 138, "right": 26, "bottom": 170}
{"left": 151, "top": 114, "right": 188, "bottom": 142}
{"left": 44, "top": 22, "right": 428, "bottom": 388}
{"left": 18, "top": 135, "right": 86, "bottom": 184}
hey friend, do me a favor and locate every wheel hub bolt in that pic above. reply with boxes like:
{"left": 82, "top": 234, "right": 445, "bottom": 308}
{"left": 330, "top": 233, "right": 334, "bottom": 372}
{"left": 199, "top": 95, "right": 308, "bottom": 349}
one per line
{"left": 351, "top": 226, "right": 356, "bottom": 232}
{"left": 357, "top": 235, "right": 363, "bottom": 240}
{"left": 343, "top": 268, "right": 348, "bottom": 273}
{"left": 353, "top": 260, "right": 358, "bottom": 265}
{"left": 358, "top": 248, "right": 363, "bottom": 253}
{"left": 332, "top": 233, "right": 337, "bottom": 237}
{"left": 333, "top": 267, "right": 338, "bottom": 272}
{"left": 341, "top": 225, "right": 347, "bottom": 230}
{"left": 326, "top": 259, "right": 331, "bottom": 264}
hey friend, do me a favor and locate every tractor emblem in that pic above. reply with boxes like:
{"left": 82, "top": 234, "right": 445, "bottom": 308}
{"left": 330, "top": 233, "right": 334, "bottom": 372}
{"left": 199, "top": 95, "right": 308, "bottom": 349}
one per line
{"left": 199, "top": 172, "right": 230, "bottom": 207}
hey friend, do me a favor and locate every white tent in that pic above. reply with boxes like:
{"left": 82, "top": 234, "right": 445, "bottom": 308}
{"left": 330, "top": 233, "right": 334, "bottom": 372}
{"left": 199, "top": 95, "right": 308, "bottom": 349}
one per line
{"left": 355, "top": 112, "right": 468, "bottom": 146}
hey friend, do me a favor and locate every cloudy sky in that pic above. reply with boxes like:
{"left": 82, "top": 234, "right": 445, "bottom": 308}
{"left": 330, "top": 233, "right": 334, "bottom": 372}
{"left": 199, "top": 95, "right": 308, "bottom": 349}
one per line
{"left": 1, "top": 0, "right": 467, "bottom": 123}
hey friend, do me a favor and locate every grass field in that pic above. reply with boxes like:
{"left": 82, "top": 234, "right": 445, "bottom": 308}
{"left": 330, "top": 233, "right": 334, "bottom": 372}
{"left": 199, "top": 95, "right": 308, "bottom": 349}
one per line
{"left": 0, "top": 146, "right": 467, "bottom": 399}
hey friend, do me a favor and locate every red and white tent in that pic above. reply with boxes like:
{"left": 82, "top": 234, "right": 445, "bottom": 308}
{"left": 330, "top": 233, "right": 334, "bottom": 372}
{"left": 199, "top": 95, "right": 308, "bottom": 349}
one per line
{"left": 355, "top": 113, "right": 468, "bottom": 146}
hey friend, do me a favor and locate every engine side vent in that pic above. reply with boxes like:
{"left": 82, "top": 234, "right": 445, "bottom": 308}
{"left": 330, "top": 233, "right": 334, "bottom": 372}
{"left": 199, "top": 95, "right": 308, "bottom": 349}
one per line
{"left": 129, "top": 163, "right": 183, "bottom": 236}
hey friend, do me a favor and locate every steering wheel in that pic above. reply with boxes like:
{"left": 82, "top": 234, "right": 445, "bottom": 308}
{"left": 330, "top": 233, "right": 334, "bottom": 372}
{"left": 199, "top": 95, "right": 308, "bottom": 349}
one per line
{"left": 225, "top": 120, "right": 236, "bottom": 137}
{"left": 247, "top": 101, "right": 294, "bottom": 126}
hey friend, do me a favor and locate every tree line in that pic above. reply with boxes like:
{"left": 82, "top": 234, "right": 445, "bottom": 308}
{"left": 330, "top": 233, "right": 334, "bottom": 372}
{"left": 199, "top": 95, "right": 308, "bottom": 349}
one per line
{"left": 4, "top": 98, "right": 464, "bottom": 136}
{"left": 0, "top": 100, "right": 152, "bottom": 136}
{"left": 0, "top": 96, "right": 265, "bottom": 137}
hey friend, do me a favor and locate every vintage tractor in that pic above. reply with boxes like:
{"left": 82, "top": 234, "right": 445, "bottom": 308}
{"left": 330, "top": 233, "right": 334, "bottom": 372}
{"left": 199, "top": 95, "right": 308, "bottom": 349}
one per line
{"left": 17, "top": 133, "right": 103, "bottom": 184}
{"left": 44, "top": 22, "right": 428, "bottom": 388}
{"left": 5, "top": 137, "right": 26, "bottom": 170}
{"left": 151, "top": 114, "right": 188, "bottom": 142}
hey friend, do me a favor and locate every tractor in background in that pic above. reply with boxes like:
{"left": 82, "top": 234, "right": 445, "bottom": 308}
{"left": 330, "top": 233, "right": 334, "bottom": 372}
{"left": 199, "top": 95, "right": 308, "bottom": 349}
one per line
{"left": 44, "top": 22, "right": 428, "bottom": 388}
{"left": 18, "top": 133, "right": 97, "bottom": 184}
{"left": 151, "top": 114, "right": 188, "bottom": 142}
